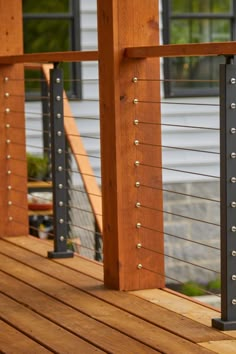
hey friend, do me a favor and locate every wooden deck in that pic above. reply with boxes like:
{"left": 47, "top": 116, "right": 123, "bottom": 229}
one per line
{"left": 1, "top": 237, "right": 236, "bottom": 353}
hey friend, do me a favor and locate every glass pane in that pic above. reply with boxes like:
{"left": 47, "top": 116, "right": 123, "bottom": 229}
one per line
{"left": 171, "top": 19, "right": 231, "bottom": 44}
{"left": 172, "top": 0, "right": 232, "bottom": 14}
{"left": 23, "top": 0, "right": 70, "bottom": 13}
{"left": 24, "top": 19, "right": 70, "bottom": 53}
{"left": 169, "top": 56, "right": 224, "bottom": 95}
{"left": 171, "top": 20, "right": 190, "bottom": 44}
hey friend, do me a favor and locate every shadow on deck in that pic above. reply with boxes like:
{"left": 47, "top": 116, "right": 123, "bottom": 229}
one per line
{"left": 0, "top": 236, "right": 236, "bottom": 353}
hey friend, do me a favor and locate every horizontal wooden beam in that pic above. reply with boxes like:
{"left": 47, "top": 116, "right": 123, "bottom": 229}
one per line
{"left": 125, "top": 41, "right": 236, "bottom": 58}
{"left": 0, "top": 50, "right": 99, "bottom": 64}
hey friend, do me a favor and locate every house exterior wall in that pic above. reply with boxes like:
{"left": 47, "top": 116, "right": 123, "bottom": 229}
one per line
{"left": 25, "top": 0, "right": 220, "bottom": 284}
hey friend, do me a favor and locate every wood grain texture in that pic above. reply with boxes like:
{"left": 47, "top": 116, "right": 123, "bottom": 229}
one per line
{"left": 0, "top": 1, "right": 28, "bottom": 237}
{"left": 0, "top": 237, "right": 230, "bottom": 347}
{"left": 125, "top": 41, "right": 236, "bottom": 58}
{"left": 0, "top": 239, "right": 219, "bottom": 354}
{"left": 0, "top": 50, "right": 99, "bottom": 64}
{"left": 0, "top": 293, "right": 104, "bottom": 354}
{"left": 97, "top": 0, "right": 164, "bottom": 290}
{"left": 0, "top": 320, "right": 51, "bottom": 354}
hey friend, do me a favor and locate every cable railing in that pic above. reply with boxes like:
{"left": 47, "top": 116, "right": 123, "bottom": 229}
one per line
{"left": 1, "top": 52, "right": 102, "bottom": 262}
{"left": 125, "top": 41, "right": 236, "bottom": 330}
{"left": 2, "top": 41, "right": 236, "bottom": 331}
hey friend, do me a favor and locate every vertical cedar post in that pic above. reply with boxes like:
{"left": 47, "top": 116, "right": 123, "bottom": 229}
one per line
{"left": 0, "top": 1, "right": 28, "bottom": 237}
{"left": 97, "top": 0, "right": 164, "bottom": 290}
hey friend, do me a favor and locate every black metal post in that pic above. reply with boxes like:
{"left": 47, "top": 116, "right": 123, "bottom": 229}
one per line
{"left": 41, "top": 71, "right": 50, "bottom": 160}
{"left": 212, "top": 58, "right": 236, "bottom": 330}
{"left": 48, "top": 63, "right": 73, "bottom": 259}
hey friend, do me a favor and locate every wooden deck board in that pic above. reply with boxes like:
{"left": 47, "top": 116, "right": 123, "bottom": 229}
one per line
{"left": 0, "top": 320, "right": 52, "bottom": 354}
{"left": 1, "top": 236, "right": 236, "bottom": 353}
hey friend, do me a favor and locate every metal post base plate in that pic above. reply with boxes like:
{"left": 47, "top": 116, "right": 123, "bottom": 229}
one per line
{"left": 212, "top": 318, "right": 236, "bottom": 331}
{"left": 48, "top": 250, "right": 74, "bottom": 259}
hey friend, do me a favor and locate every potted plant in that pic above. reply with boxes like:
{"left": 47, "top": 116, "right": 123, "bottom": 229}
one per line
{"left": 27, "top": 153, "right": 49, "bottom": 181}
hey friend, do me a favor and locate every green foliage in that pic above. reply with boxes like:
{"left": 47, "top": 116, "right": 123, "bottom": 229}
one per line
{"left": 181, "top": 281, "right": 206, "bottom": 296}
{"left": 22, "top": 0, "right": 71, "bottom": 93}
{"left": 207, "top": 278, "right": 221, "bottom": 293}
{"left": 27, "top": 153, "right": 49, "bottom": 181}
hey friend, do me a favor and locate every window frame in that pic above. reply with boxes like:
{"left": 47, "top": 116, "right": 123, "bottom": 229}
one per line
{"left": 162, "top": 0, "right": 236, "bottom": 98}
{"left": 23, "top": 0, "right": 82, "bottom": 99}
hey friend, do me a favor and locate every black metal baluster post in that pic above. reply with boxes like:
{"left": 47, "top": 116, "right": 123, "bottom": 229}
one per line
{"left": 212, "top": 57, "right": 236, "bottom": 330}
{"left": 48, "top": 63, "right": 73, "bottom": 259}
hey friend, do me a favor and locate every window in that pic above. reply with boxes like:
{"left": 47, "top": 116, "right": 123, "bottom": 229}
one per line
{"left": 23, "top": 0, "right": 81, "bottom": 98}
{"left": 162, "top": 0, "right": 235, "bottom": 97}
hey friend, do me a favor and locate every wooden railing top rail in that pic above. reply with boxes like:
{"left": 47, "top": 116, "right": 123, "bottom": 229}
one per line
{"left": 0, "top": 50, "right": 98, "bottom": 64}
{"left": 125, "top": 41, "right": 236, "bottom": 58}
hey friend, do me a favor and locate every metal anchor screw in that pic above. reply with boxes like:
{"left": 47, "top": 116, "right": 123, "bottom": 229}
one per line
{"left": 232, "top": 251, "right": 236, "bottom": 256}
{"left": 134, "top": 140, "right": 139, "bottom": 146}
{"left": 136, "top": 202, "right": 141, "bottom": 208}
{"left": 58, "top": 184, "right": 63, "bottom": 189}
{"left": 232, "top": 299, "right": 236, "bottom": 305}
{"left": 231, "top": 103, "right": 236, "bottom": 109}
{"left": 5, "top": 92, "right": 10, "bottom": 97}
{"left": 133, "top": 98, "right": 139, "bottom": 104}
{"left": 232, "top": 275, "right": 236, "bottom": 281}
{"left": 231, "top": 128, "right": 236, "bottom": 134}
{"left": 58, "top": 166, "right": 63, "bottom": 171}
{"left": 133, "top": 119, "right": 139, "bottom": 125}
{"left": 56, "top": 96, "right": 61, "bottom": 101}
{"left": 231, "top": 202, "right": 236, "bottom": 208}
{"left": 56, "top": 78, "right": 61, "bottom": 83}
{"left": 135, "top": 181, "right": 140, "bottom": 188}
{"left": 231, "top": 226, "right": 236, "bottom": 232}
{"left": 137, "top": 264, "right": 143, "bottom": 269}
{"left": 134, "top": 161, "right": 140, "bottom": 166}
{"left": 136, "top": 243, "right": 142, "bottom": 249}
{"left": 231, "top": 177, "right": 236, "bottom": 183}
{"left": 58, "top": 148, "right": 62, "bottom": 154}
{"left": 231, "top": 78, "right": 236, "bottom": 84}
{"left": 231, "top": 152, "right": 236, "bottom": 159}
{"left": 136, "top": 222, "right": 142, "bottom": 229}
{"left": 60, "top": 236, "right": 65, "bottom": 241}
{"left": 132, "top": 77, "right": 138, "bottom": 83}
{"left": 57, "top": 113, "right": 61, "bottom": 118}
{"left": 59, "top": 219, "right": 64, "bottom": 224}
{"left": 5, "top": 108, "right": 10, "bottom": 113}
{"left": 58, "top": 201, "right": 64, "bottom": 206}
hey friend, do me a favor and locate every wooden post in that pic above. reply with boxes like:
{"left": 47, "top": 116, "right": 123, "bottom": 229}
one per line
{"left": 98, "top": 0, "right": 164, "bottom": 290}
{"left": 0, "top": 1, "right": 28, "bottom": 237}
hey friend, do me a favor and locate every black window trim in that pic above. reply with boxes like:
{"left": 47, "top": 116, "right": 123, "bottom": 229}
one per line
{"left": 162, "top": 0, "right": 236, "bottom": 98}
{"left": 23, "top": 0, "right": 82, "bottom": 99}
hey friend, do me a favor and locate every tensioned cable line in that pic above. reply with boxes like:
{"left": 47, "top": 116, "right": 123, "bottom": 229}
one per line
{"left": 141, "top": 245, "right": 220, "bottom": 275}
{"left": 139, "top": 142, "right": 220, "bottom": 155}
{"left": 141, "top": 266, "right": 220, "bottom": 298}
{"left": 138, "top": 121, "right": 219, "bottom": 131}
{"left": 68, "top": 204, "right": 102, "bottom": 217}
{"left": 135, "top": 78, "right": 219, "bottom": 83}
{"left": 139, "top": 162, "right": 220, "bottom": 179}
{"left": 137, "top": 100, "right": 219, "bottom": 107}
{"left": 140, "top": 183, "right": 220, "bottom": 203}
{"left": 140, "top": 224, "right": 220, "bottom": 250}
{"left": 141, "top": 204, "right": 220, "bottom": 227}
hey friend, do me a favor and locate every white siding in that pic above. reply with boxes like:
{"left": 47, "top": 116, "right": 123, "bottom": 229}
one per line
{"left": 26, "top": 1, "right": 220, "bottom": 185}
